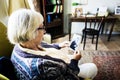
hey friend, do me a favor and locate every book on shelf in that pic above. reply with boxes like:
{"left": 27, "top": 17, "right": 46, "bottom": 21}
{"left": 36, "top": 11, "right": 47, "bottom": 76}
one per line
{"left": 57, "top": 5, "right": 60, "bottom": 13}
{"left": 60, "top": 5, "right": 63, "bottom": 13}
{"left": 53, "top": 5, "right": 63, "bottom": 13}
{"left": 51, "top": 0, "right": 56, "bottom": 4}
{"left": 53, "top": 5, "right": 57, "bottom": 13}
{"left": 46, "top": 0, "right": 56, "bottom": 4}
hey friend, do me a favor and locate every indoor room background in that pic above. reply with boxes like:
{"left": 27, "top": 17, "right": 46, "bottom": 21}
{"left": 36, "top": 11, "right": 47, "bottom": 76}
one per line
{"left": 64, "top": 0, "right": 120, "bottom": 35}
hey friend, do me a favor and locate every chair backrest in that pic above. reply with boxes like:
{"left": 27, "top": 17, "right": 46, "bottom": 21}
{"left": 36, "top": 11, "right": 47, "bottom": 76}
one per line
{"left": 0, "top": 22, "right": 13, "bottom": 57}
{"left": 0, "top": 57, "right": 17, "bottom": 80}
{"left": 84, "top": 16, "right": 105, "bottom": 32}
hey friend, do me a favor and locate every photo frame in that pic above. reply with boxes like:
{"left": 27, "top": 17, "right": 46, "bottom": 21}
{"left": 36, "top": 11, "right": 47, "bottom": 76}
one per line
{"left": 115, "top": 5, "right": 120, "bottom": 15}
{"left": 70, "top": 34, "right": 81, "bottom": 51}
{"left": 75, "top": 8, "right": 83, "bottom": 17}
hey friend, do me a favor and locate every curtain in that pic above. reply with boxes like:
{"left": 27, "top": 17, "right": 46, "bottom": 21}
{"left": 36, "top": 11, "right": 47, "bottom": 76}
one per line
{"left": 0, "top": 0, "right": 30, "bottom": 27}
{"left": 8, "top": 0, "right": 30, "bottom": 15}
{"left": 0, "top": 0, "right": 9, "bottom": 26}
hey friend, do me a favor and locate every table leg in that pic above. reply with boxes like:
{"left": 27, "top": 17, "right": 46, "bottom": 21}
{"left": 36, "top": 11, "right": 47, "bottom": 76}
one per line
{"left": 69, "top": 21, "right": 72, "bottom": 41}
{"left": 107, "top": 20, "right": 116, "bottom": 41}
{"left": 101, "top": 21, "right": 105, "bottom": 34}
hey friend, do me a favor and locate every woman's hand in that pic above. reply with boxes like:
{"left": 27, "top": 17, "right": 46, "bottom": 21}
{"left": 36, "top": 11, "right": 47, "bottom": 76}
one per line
{"left": 73, "top": 50, "right": 82, "bottom": 60}
{"left": 58, "top": 41, "right": 70, "bottom": 48}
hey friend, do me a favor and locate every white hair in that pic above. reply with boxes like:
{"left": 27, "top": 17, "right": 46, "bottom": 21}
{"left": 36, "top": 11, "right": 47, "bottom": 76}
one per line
{"left": 7, "top": 9, "right": 44, "bottom": 44}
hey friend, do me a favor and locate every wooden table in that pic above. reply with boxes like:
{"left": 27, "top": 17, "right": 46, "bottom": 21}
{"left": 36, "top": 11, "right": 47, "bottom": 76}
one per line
{"left": 68, "top": 14, "right": 118, "bottom": 41}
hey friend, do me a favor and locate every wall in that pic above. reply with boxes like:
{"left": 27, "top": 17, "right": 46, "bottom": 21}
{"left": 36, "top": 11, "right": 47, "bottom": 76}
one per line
{"left": 64, "top": 0, "right": 120, "bottom": 34}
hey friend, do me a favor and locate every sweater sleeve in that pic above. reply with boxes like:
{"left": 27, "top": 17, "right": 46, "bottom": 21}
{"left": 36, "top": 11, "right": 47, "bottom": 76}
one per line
{"left": 68, "top": 59, "right": 80, "bottom": 74}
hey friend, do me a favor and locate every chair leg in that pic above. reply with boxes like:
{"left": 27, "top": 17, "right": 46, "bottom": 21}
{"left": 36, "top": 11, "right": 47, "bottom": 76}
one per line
{"left": 96, "top": 35, "right": 99, "bottom": 50}
{"left": 92, "top": 35, "right": 94, "bottom": 44}
{"left": 83, "top": 34, "right": 86, "bottom": 50}
{"left": 81, "top": 34, "right": 84, "bottom": 43}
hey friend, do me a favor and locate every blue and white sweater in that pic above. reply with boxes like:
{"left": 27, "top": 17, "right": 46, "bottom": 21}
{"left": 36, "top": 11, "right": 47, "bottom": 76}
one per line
{"left": 11, "top": 42, "right": 80, "bottom": 80}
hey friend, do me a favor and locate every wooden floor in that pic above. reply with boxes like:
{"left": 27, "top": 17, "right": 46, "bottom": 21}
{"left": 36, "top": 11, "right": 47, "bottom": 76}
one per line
{"left": 52, "top": 34, "right": 120, "bottom": 51}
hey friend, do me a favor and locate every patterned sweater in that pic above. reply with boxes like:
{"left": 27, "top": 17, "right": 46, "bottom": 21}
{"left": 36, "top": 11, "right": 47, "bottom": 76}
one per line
{"left": 11, "top": 42, "right": 80, "bottom": 80}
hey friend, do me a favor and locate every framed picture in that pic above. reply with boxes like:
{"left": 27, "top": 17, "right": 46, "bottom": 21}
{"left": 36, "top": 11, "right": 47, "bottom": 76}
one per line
{"left": 75, "top": 8, "right": 83, "bottom": 17}
{"left": 115, "top": 7, "right": 120, "bottom": 15}
{"left": 70, "top": 34, "right": 81, "bottom": 51}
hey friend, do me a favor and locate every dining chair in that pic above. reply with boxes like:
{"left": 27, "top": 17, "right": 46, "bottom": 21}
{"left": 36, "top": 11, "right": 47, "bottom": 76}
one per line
{"left": 81, "top": 15, "right": 105, "bottom": 50}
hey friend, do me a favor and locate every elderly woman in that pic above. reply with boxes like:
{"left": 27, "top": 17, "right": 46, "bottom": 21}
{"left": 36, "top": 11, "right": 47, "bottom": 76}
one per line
{"left": 7, "top": 9, "right": 97, "bottom": 80}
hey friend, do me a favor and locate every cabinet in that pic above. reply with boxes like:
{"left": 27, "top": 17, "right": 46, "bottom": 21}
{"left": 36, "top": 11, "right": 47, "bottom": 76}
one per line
{"left": 39, "top": 0, "right": 64, "bottom": 39}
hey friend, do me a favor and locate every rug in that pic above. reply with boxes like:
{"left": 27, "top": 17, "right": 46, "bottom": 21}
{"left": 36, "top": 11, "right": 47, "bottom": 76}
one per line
{"left": 80, "top": 51, "right": 120, "bottom": 80}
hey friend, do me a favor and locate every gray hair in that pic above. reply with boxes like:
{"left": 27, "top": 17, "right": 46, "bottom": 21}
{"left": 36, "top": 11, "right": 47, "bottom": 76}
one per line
{"left": 7, "top": 9, "right": 44, "bottom": 44}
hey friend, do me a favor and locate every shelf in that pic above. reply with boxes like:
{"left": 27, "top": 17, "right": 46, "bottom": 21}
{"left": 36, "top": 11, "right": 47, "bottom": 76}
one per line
{"left": 45, "top": 5, "right": 63, "bottom": 13}
{"left": 45, "top": 4, "right": 62, "bottom": 6}
{"left": 46, "top": 21, "right": 63, "bottom": 28}
{"left": 52, "top": 34, "right": 65, "bottom": 39}
{"left": 41, "top": 0, "right": 64, "bottom": 39}
{"left": 46, "top": 12, "right": 63, "bottom": 15}
{"left": 46, "top": 26, "right": 64, "bottom": 39}
{"left": 45, "top": 0, "right": 62, "bottom": 5}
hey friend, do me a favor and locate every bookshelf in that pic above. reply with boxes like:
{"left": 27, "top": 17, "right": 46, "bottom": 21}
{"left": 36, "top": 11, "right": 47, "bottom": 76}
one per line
{"left": 40, "top": 0, "right": 64, "bottom": 39}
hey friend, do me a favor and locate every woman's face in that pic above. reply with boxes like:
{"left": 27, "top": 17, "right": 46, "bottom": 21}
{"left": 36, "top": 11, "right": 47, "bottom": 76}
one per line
{"left": 34, "top": 24, "right": 46, "bottom": 44}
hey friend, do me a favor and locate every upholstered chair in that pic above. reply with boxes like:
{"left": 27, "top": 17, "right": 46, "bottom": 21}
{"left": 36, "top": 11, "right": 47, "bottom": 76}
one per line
{"left": 0, "top": 22, "right": 13, "bottom": 57}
